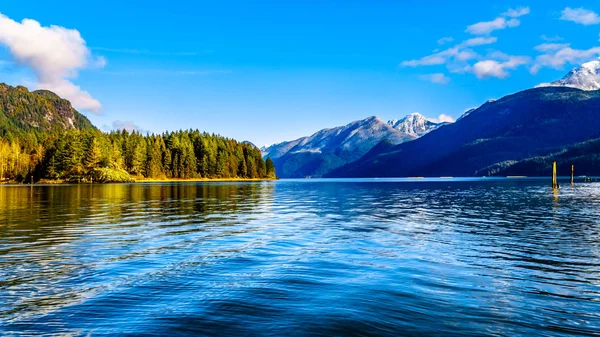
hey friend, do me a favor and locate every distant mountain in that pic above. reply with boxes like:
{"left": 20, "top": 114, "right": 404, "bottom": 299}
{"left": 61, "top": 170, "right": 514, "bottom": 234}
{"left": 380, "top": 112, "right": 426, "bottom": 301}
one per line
{"left": 387, "top": 113, "right": 447, "bottom": 137}
{"left": 328, "top": 85, "right": 600, "bottom": 178}
{"left": 0, "top": 83, "right": 94, "bottom": 137}
{"left": 263, "top": 116, "right": 419, "bottom": 178}
{"left": 242, "top": 141, "right": 259, "bottom": 149}
{"left": 538, "top": 60, "right": 600, "bottom": 91}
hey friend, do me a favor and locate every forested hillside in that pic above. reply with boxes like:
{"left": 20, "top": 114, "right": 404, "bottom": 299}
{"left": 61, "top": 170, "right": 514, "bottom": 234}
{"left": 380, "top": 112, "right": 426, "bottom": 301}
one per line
{"left": 0, "top": 84, "right": 275, "bottom": 183}
{"left": 0, "top": 84, "right": 94, "bottom": 139}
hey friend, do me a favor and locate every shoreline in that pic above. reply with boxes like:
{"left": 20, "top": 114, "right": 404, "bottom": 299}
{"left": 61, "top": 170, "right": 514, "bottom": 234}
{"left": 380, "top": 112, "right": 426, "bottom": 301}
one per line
{"left": 136, "top": 177, "right": 278, "bottom": 183}
{"left": 1, "top": 177, "right": 278, "bottom": 185}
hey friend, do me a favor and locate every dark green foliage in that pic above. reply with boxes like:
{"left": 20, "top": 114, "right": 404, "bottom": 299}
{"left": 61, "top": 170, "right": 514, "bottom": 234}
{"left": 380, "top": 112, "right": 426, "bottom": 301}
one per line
{"left": 265, "top": 157, "right": 276, "bottom": 178}
{"left": 1, "top": 128, "right": 274, "bottom": 183}
{"left": 0, "top": 83, "right": 94, "bottom": 140}
{"left": 0, "top": 84, "right": 273, "bottom": 183}
{"left": 486, "top": 137, "right": 600, "bottom": 177}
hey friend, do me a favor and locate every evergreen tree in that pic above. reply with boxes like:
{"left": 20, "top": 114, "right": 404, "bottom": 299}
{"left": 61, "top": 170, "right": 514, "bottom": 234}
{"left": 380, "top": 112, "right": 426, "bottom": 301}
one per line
{"left": 266, "top": 157, "right": 276, "bottom": 178}
{"left": 145, "top": 137, "right": 163, "bottom": 178}
{"left": 0, "top": 126, "right": 274, "bottom": 182}
{"left": 84, "top": 137, "right": 102, "bottom": 173}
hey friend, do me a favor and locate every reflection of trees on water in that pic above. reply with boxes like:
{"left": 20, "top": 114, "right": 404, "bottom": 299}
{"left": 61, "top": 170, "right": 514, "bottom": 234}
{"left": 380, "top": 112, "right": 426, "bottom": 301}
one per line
{"left": 0, "top": 182, "right": 275, "bottom": 320}
{"left": 0, "top": 182, "right": 275, "bottom": 244}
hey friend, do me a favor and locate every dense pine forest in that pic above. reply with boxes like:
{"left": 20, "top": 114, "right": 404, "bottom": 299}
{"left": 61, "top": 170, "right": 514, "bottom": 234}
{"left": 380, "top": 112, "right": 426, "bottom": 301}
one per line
{"left": 0, "top": 84, "right": 275, "bottom": 183}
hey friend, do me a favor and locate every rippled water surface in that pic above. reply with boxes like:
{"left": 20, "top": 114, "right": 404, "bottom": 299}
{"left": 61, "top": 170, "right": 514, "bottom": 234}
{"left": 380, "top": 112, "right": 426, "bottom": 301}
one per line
{"left": 1, "top": 179, "right": 600, "bottom": 336}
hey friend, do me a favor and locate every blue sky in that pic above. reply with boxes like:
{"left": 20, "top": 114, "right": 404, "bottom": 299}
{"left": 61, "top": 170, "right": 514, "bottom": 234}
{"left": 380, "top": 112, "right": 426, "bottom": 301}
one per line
{"left": 1, "top": 1, "right": 600, "bottom": 146}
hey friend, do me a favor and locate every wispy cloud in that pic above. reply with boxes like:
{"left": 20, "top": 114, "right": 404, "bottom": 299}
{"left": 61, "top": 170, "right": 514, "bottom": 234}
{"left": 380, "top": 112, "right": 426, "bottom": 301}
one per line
{"left": 466, "top": 17, "right": 520, "bottom": 35}
{"left": 560, "top": 7, "right": 600, "bottom": 26}
{"left": 531, "top": 44, "right": 600, "bottom": 74}
{"left": 401, "top": 37, "right": 496, "bottom": 67}
{"left": 466, "top": 7, "right": 529, "bottom": 35}
{"left": 107, "top": 120, "right": 150, "bottom": 134}
{"left": 437, "top": 36, "right": 454, "bottom": 45}
{"left": 534, "top": 43, "right": 571, "bottom": 52}
{"left": 92, "top": 47, "right": 211, "bottom": 56}
{"left": 0, "top": 13, "right": 104, "bottom": 113}
{"left": 419, "top": 73, "right": 450, "bottom": 85}
{"left": 541, "top": 35, "right": 564, "bottom": 42}
{"left": 502, "top": 7, "right": 530, "bottom": 18}
{"left": 459, "top": 37, "right": 498, "bottom": 47}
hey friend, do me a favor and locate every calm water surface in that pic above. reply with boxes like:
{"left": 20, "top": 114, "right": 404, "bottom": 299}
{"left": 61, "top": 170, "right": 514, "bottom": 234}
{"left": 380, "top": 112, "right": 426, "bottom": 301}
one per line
{"left": 1, "top": 178, "right": 599, "bottom": 336}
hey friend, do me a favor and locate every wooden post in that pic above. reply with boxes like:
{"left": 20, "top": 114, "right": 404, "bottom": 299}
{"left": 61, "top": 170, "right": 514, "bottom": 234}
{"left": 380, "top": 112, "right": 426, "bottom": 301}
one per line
{"left": 571, "top": 165, "right": 574, "bottom": 186}
{"left": 552, "top": 161, "right": 558, "bottom": 189}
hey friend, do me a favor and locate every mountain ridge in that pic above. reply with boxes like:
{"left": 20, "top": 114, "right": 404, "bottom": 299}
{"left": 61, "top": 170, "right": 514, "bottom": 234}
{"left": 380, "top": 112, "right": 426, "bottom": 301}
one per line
{"left": 327, "top": 85, "right": 600, "bottom": 178}
{"left": 538, "top": 59, "right": 600, "bottom": 91}
{"left": 387, "top": 113, "right": 447, "bottom": 137}
{"left": 263, "top": 113, "right": 449, "bottom": 178}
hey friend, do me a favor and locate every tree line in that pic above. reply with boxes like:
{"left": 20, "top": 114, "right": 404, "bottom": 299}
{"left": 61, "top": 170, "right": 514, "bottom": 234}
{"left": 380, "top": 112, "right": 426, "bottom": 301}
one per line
{"left": 0, "top": 129, "right": 276, "bottom": 183}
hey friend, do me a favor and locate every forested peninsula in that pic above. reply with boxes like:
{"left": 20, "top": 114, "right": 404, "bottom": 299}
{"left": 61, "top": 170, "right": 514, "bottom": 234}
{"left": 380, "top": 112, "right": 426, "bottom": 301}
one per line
{"left": 0, "top": 83, "right": 276, "bottom": 183}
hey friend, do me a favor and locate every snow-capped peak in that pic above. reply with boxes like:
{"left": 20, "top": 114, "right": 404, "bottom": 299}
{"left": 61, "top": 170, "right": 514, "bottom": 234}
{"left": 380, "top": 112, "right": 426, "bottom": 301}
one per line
{"left": 537, "top": 58, "right": 600, "bottom": 91}
{"left": 581, "top": 60, "right": 600, "bottom": 72}
{"left": 387, "top": 112, "right": 443, "bottom": 137}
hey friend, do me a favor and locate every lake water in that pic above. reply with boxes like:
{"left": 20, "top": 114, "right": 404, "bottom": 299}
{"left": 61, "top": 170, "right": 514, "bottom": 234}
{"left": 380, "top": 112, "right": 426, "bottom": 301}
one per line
{"left": 1, "top": 178, "right": 599, "bottom": 336}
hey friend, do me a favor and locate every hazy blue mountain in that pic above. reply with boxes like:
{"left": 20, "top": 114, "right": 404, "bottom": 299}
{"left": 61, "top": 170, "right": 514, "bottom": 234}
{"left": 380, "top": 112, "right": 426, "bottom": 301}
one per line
{"left": 328, "top": 84, "right": 600, "bottom": 178}
{"left": 263, "top": 116, "right": 420, "bottom": 178}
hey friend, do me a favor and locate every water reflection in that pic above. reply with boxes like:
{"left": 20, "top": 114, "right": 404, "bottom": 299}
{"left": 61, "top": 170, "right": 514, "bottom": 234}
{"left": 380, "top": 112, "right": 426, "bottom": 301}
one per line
{"left": 1, "top": 179, "right": 599, "bottom": 336}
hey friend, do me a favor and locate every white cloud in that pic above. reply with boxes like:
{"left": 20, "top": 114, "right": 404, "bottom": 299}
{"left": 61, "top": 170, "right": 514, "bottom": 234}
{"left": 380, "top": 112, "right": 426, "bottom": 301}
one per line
{"left": 541, "top": 35, "right": 564, "bottom": 42}
{"left": 401, "top": 37, "right": 496, "bottom": 67}
{"left": 456, "top": 49, "right": 479, "bottom": 61}
{"left": 471, "top": 56, "right": 529, "bottom": 79}
{"left": 534, "top": 43, "right": 571, "bottom": 52}
{"left": 402, "top": 49, "right": 454, "bottom": 67}
{"left": 111, "top": 120, "right": 149, "bottom": 134}
{"left": 472, "top": 61, "right": 507, "bottom": 78}
{"left": 419, "top": 73, "right": 451, "bottom": 85}
{"left": 531, "top": 45, "right": 600, "bottom": 73}
{"left": 560, "top": 7, "right": 600, "bottom": 26}
{"left": 0, "top": 13, "right": 104, "bottom": 113}
{"left": 459, "top": 37, "right": 498, "bottom": 47}
{"left": 401, "top": 9, "right": 529, "bottom": 81}
{"left": 502, "top": 7, "right": 531, "bottom": 18}
{"left": 466, "top": 8, "right": 529, "bottom": 35}
{"left": 93, "top": 56, "right": 108, "bottom": 68}
{"left": 437, "top": 37, "right": 454, "bottom": 45}
{"left": 466, "top": 17, "right": 520, "bottom": 35}
{"left": 430, "top": 114, "right": 456, "bottom": 123}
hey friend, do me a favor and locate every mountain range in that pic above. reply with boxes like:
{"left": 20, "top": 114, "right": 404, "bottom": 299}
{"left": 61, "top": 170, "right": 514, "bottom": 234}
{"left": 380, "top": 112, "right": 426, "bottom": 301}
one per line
{"left": 263, "top": 59, "right": 600, "bottom": 178}
{"left": 329, "top": 84, "right": 600, "bottom": 177}
{"left": 262, "top": 114, "right": 446, "bottom": 178}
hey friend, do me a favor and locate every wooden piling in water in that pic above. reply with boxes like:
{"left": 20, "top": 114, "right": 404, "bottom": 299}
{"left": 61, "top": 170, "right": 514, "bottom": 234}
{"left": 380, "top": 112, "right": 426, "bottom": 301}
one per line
{"left": 571, "top": 165, "right": 574, "bottom": 186}
{"left": 552, "top": 161, "right": 558, "bottom": 189}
